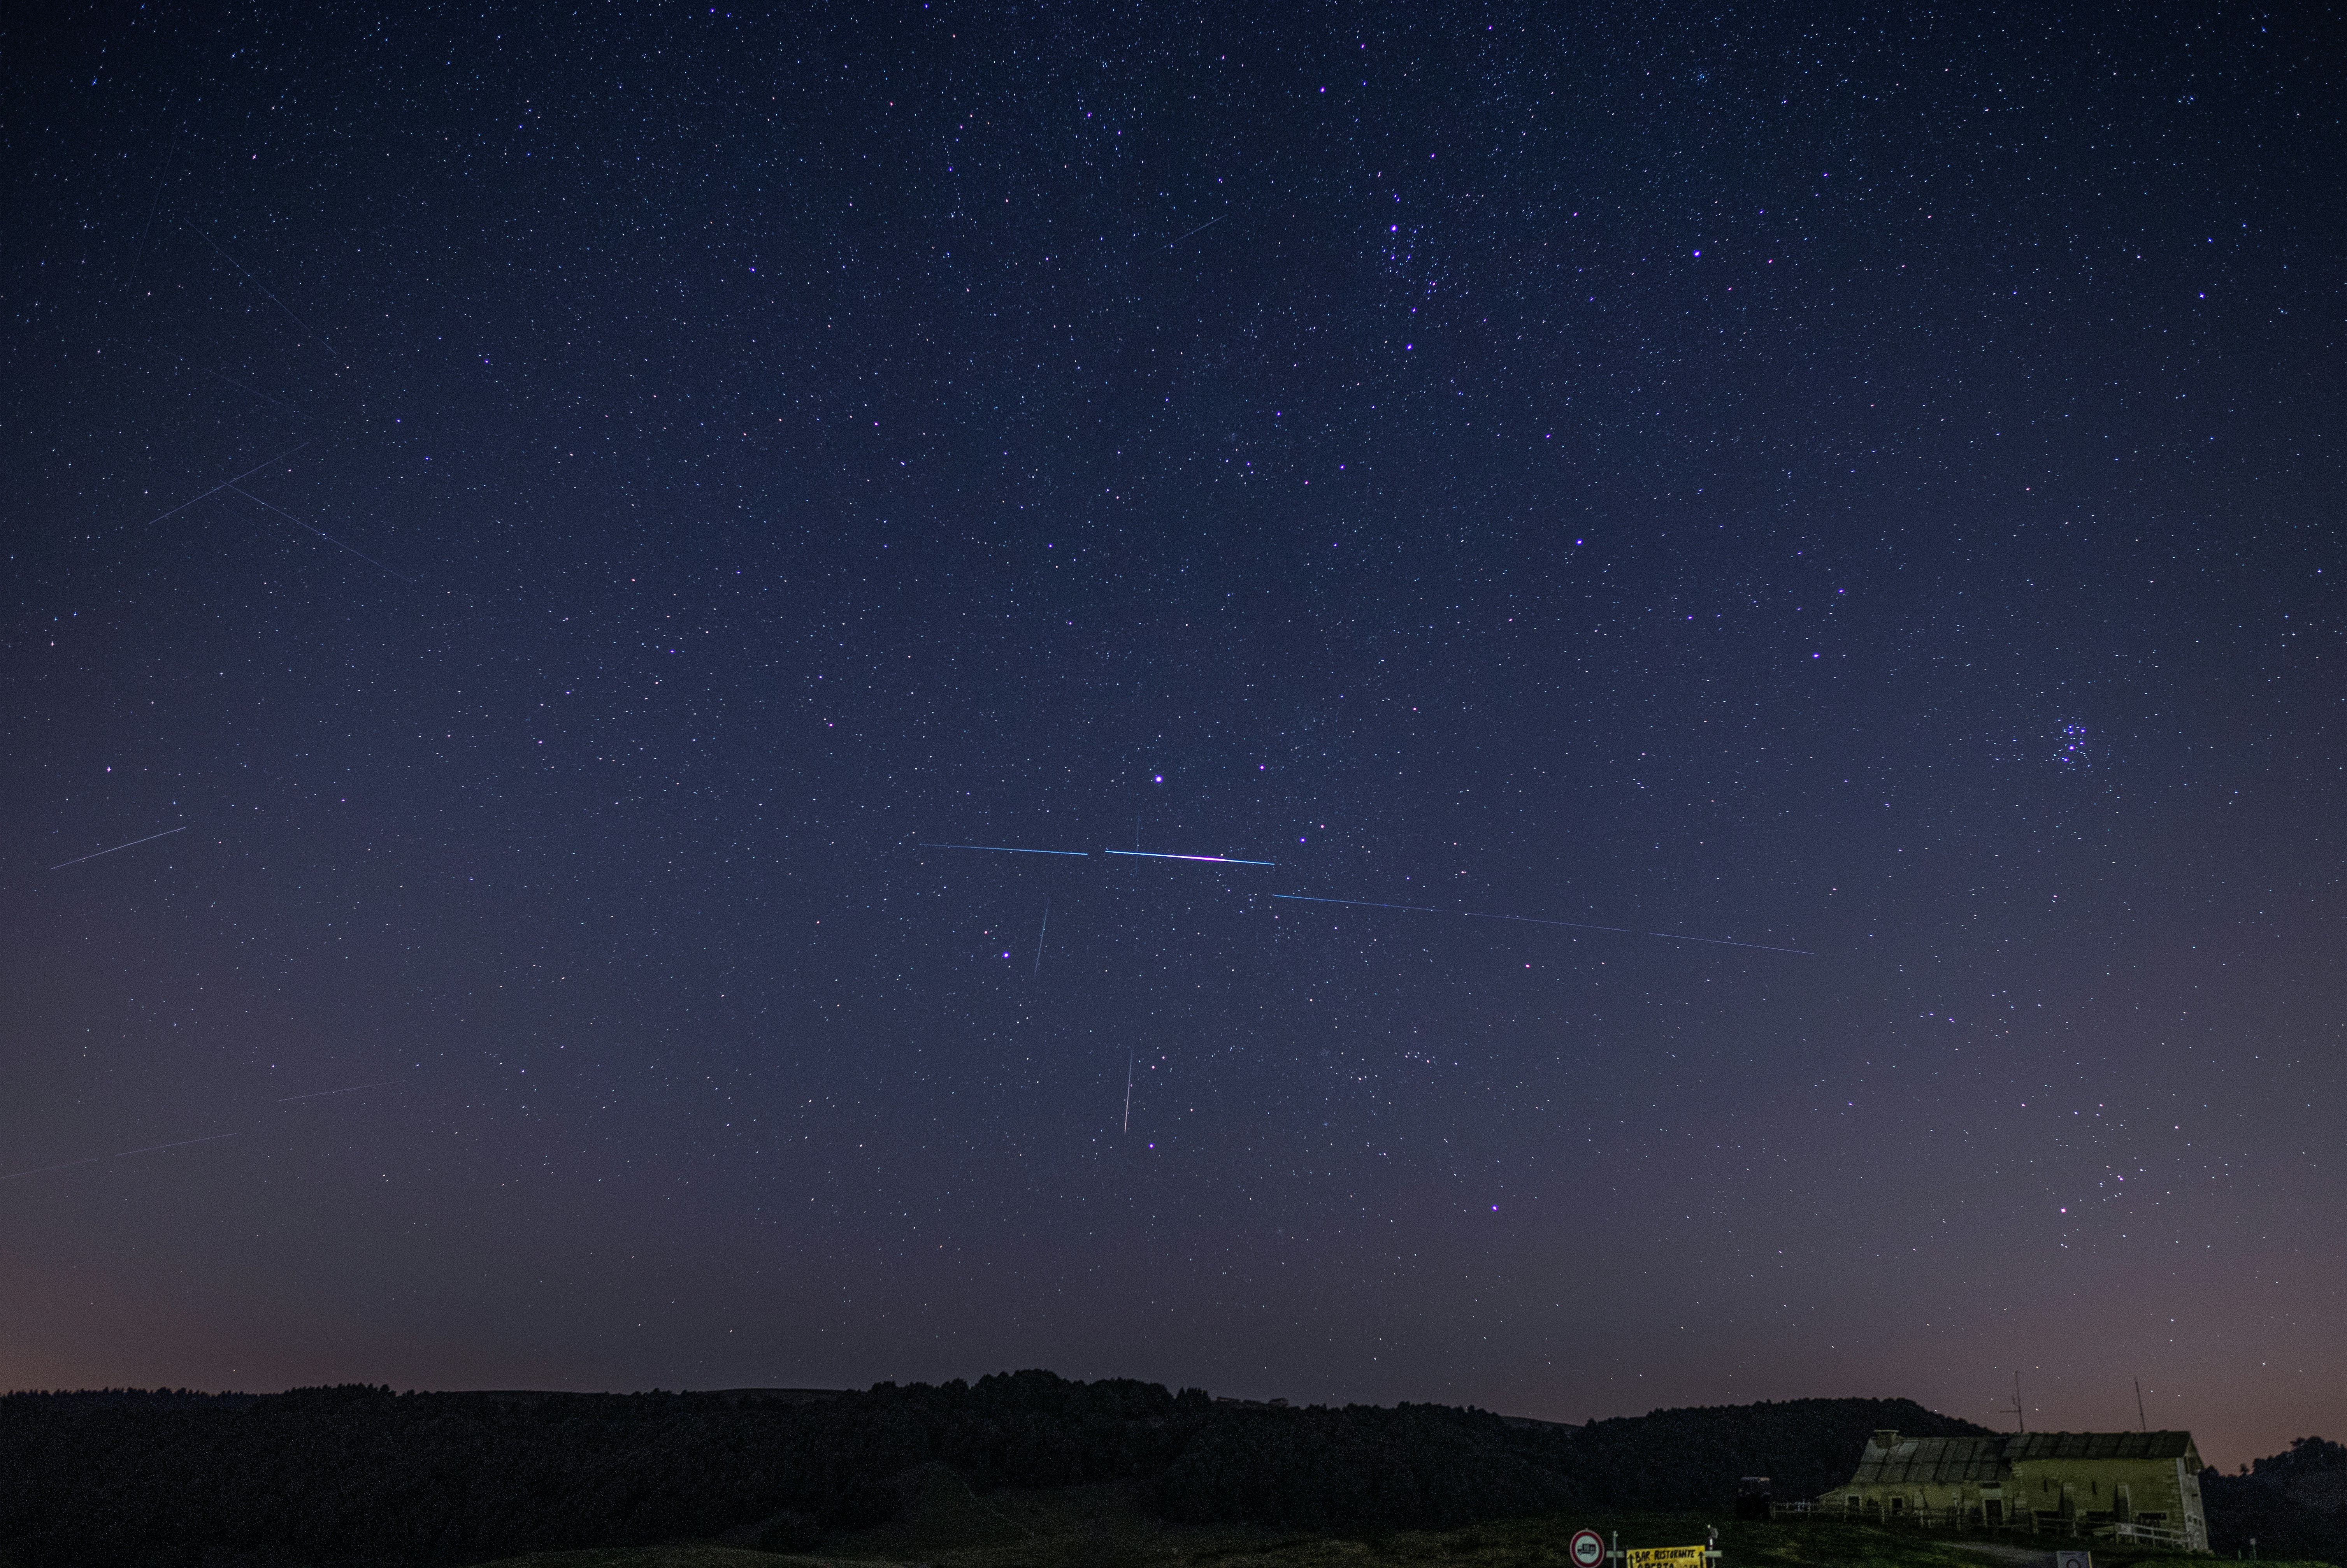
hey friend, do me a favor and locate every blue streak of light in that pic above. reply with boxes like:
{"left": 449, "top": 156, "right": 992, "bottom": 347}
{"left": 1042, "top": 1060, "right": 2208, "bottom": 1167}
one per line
{"left": 1106, "top": 850, "right": 1276, "bottom": 866}
{"left": 1464, "top": 910, "right": 1632, "bottom": 933}
{"left": 1648, "top": 931, "right": 1815, "bottom": 955}
{"left": 920, "top": 842, "right": 1089, "bottom": 857}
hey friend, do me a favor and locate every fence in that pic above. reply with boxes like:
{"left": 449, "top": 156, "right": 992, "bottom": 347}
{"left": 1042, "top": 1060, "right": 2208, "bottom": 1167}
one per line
{"left": 1771, "top": 1501, "right": 2194, "bottom": 1550}
{"left": 2097, "top": 1519, "right": 2192, "bottom": 1550}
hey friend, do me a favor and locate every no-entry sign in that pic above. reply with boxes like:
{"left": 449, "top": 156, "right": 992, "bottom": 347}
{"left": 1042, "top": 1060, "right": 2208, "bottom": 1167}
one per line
{"left": 1568, "top": 1528, "right": 1606, "bottom": 1567}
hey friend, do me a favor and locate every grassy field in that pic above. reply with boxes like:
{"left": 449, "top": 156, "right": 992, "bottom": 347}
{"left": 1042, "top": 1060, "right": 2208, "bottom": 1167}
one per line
{"left": 471, "top": 1471, "right": 2333, "bottom": 1568}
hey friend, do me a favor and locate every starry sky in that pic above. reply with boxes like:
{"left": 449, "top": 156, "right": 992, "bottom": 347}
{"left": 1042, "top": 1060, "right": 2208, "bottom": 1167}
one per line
{"left": 3, "top": 2, "right": 2336, "bottom": 1470}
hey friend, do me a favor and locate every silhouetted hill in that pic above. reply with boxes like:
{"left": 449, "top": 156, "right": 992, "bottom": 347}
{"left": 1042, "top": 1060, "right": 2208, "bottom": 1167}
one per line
{"left": 1573, "top": 1397, "right": 1996, "bottom": 1511}
{"left": 6, "top": 1376, "right": 2289, "bottom": 1568}
{"left": 1153, "top": 1400, "right": 1582, "bottom": 1529}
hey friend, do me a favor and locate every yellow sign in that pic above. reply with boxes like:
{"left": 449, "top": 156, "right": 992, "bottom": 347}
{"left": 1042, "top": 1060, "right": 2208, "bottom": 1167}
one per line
{"left": 1626, "top": 1549, "right": 1708, "bottom": 1568}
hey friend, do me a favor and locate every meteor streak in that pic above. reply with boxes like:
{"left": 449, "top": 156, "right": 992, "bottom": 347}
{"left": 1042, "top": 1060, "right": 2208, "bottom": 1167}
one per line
{"left": 49, "top": 825, "right": 187, "bottom": 871}
{"left": 1648, "top": 931, "right": 1815, "bottom": 955}
{"left": 1105, "top": 850, "right": 1275, "bottom": 866}
{"left": 276, "top": 1082, "right": 395, "bottom": 1103}
{"left": 1167, "top": 214, "right": 1226, "bottom": 247}
{"left": 1276, "top": 891, "right": 1810, "bottom": 954}
{"left": 1465, "top": 910, "right": 1632, "bottom": 934}
{"left": 186, "top": 219, "right": 338, "bottom": 359}
{"left": 140, "top": 441, "right": 314, "bottom": 528}
{"left": 226, "top": 485, "right": 414, "bottom": 582}
{"left": 1, "top": 1131, "right": 237, "bottom": 1184}
{"left": 920, "top": 842, "right": 1089, "bottom": 857}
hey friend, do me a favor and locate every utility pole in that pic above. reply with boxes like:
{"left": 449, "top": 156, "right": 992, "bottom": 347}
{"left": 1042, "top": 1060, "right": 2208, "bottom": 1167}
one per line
{"left": 2007, "top": 1372, "right": 2026, "bottom": 1433}
{"left": 2136, "top": 1377, "right": 2148, "bottom": 1433}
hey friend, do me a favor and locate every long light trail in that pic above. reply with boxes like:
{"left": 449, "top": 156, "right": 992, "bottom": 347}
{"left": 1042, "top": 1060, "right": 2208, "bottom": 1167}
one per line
{"left": 919, "top": 842, "right": 1090, "bottom": 857}
{"left": 1276, "top": 894, "right": 1810, "bottom": 955}
{"left": 1104, "top": 849, "right": 1277, "bottom": 866}
{"left": 917, "top": 846, "right": 1813, "bottom": 955}
{"left": 49, "top": 825, "right": 188, "bottom": 871}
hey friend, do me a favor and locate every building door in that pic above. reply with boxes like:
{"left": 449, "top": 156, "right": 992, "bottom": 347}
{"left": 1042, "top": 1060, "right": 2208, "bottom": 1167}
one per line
{"left": 1985, "top": 1500, "right": 2003, "bottom": 1526}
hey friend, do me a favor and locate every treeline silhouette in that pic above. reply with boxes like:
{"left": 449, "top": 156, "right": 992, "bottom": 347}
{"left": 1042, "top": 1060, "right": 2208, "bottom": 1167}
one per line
{"left": 0, "top": 1378, "right": 2027, "bottom": 1567}
{"left": 2201, "top": 1437, "right": 2347, "bottom": 1564}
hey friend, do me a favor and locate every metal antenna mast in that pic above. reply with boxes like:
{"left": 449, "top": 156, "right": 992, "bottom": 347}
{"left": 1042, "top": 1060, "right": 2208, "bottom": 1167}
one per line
{"left": 2008, "top": 1373, "right": 2026, "bottom": 1433}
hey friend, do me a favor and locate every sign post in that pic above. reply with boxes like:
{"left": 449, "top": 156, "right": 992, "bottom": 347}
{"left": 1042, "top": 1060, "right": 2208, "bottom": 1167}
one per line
{"left": 1626, "top": 1545, "right": 1708, "bottom": 1568}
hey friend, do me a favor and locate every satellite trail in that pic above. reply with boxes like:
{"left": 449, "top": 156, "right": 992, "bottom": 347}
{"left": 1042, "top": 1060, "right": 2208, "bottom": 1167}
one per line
{"left": 185, "top": 219, "right": 339, "bottom": 359}
{"left": 225, "top": 483, "right": 415, "bottom": 582}
{"left": 1276, "top": 891, "right": 1811, "bottom": 955}
{"left": 1465, "top": 910, "right": 1633, "bottom": 934}
{"left": 1166, "top": 214, "right": 1226, "bottom": 247}
{"left": 49, "top": 825, "right": 188, "bottom": 871}
{"left": 276, "top": 1082, "right": 395, "bottom": 1103}
{"left": 1, "top": 1131, "right": 238, "bottom": 1184}
{"left": 1648, "top": 930, "right": 1816, "bottom": 956}
{"left": 140, "top": 441, "right": 314, "bottom": 528}
{"left": 1104, "top": 850, "right": 1276, "bottom": 866}
{"left": 922, "top": 842, "right": 1090, "bottom": 857}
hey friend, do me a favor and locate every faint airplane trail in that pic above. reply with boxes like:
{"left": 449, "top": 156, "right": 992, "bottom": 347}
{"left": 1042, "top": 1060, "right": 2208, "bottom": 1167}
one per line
{"left": 1104, "top": 849, "right": 1275, "bottom": 866}
{"left": 1648, "top": 931, "right": 1815, "bottom": 955}
{"left": 1278, "top": 892, "right": 1810, "bottom": 954}
{"left": 225, "top": 483, "right": 414, "bottom": 582}
{"left": 49, "top": 825, "right": 187, "bottom": 871}
{"left": 0, "top": 1131, "right": 238, "bottom": 1185}
{"left": 1464, "top": 910, "right": 1633, "bottom": 934}
{"left": 140, "top": 441, "right": 314, "bottom": 528}
{"left": 1167, "top": 214, "right": 1226, "bottom": 246}
{"left": 276, "top": 1083, "right": 395, "bottom": 1103}
{"left": 185, "top": 219, "right": 339, "bottom": 359}
{"left": 922, "top": 842, "right": 1089, "bottom": 857}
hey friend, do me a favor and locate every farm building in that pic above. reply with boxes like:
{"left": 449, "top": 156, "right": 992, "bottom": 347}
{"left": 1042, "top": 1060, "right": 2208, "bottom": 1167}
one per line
{"left": 1829, "top": 1428, "right": 2207, "bottom": 1550}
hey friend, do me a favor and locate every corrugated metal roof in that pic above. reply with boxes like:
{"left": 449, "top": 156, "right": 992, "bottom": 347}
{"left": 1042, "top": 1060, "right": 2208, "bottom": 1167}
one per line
{"left": 2006, "top": 1431, "right": 2196, "bottom": 1462}
{"left": 1840, "top": 1430, "right": 2200, "bottom": 1492}
{"left": 1850, "top": 1435, "right": 2008, "bottom": 1485}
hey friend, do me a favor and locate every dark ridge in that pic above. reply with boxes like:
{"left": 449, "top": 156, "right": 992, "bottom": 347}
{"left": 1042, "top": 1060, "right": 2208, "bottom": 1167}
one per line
{"left": 1571, "top": 1396, "right": 1997, "bottom": 1511}
{"left": 3, "top": 1387, "right": 259, "bottom": 1410}
{"left": 3, "top": 1377, "right": 2300, "bottom": 1568}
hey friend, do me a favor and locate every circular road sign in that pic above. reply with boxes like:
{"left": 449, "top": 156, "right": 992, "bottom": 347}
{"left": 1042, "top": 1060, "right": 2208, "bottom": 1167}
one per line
{"left": 1568, "top": 1528, "right": 1606, "bottom": 1567}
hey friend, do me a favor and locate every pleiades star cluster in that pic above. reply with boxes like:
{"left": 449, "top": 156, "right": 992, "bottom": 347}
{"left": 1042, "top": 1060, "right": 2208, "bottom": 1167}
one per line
{"left": 2, "top": 1, "right": 2335, "bottom": 1466}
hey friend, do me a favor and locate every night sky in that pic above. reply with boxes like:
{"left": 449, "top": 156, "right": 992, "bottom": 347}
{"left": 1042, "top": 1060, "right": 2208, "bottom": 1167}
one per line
{"left": 4, "top": 2, "right": 2336, "bottom": 1470}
